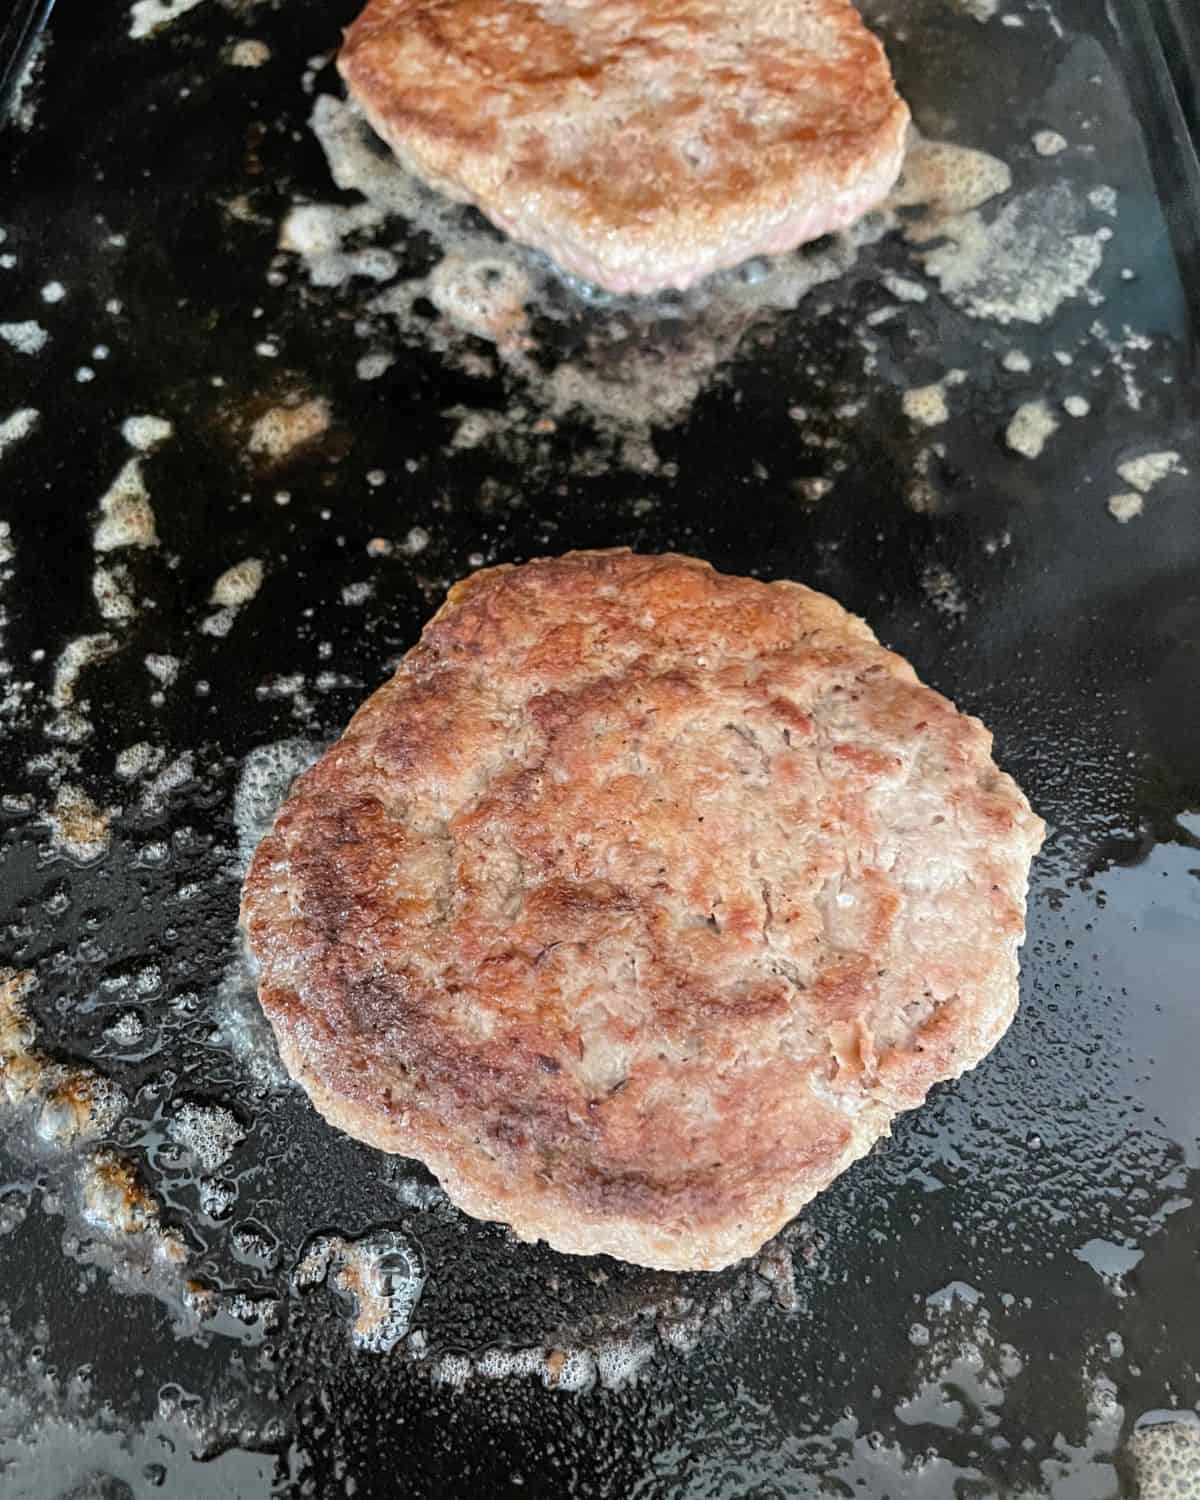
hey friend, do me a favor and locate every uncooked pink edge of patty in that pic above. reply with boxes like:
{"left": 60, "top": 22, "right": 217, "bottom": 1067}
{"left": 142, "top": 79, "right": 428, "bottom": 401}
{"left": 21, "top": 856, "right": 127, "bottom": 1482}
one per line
{"left": 487, "top": 130, "right": 910, "bottom": 294}
{"left": 344, "top": 83, "right": 909, "bottom": 294}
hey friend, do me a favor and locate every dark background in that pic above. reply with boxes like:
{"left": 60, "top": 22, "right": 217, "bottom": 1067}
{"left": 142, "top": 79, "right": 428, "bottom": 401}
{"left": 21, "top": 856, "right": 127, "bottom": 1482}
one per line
{"left": 0, "top": 0, "right": 1198, "bottom": 1494}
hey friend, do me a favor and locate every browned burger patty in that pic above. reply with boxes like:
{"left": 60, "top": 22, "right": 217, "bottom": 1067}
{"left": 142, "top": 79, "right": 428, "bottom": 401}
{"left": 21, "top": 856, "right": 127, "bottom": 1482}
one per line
{"left": 242, "top": 550, "right": 1044, "bottom": 1271}
{"left": 337, "top": 0, "right": 910, "bottom": 294}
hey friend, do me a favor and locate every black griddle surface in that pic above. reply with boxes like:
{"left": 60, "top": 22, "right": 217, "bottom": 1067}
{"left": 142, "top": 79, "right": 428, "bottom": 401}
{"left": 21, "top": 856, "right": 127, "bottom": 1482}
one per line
{"left": 1, "top": 0, "right": 1199, "bottom": 1495}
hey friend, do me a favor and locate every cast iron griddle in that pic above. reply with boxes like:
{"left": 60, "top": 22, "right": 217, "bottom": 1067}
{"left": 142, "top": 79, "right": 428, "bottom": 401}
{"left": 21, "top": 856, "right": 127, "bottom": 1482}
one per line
{"left": 1, "top": 0, "right": 1198, "bottom": 1495}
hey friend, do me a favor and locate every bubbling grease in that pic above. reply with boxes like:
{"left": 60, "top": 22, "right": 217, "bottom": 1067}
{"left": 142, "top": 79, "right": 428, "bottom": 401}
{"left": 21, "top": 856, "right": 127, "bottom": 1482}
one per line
{"left": 294, "top": 1229, "right": 426, "bottom": 1353}
{"left": 233, "top": 737, "right": 324, "bottom": 876}
{"left": 0, "top": 408, "right": 39, "bottom": 460}
{"left": 93, "top": 459, "right": 158, "bottom": 551}
{"left": 167, "top": 1100, "right": 246, "bottom": 1174}
{"left": 246, "top": 397, "right": 331, "bottom": 464}
{"left": 0, "top": 970, "right": 127, "bottom": 1145}
{"left": 45, "top": 784, "right": 112, "bottom": 863}
{"left": 1124, "top": 1418, "right": 1200, "bottom": 1500}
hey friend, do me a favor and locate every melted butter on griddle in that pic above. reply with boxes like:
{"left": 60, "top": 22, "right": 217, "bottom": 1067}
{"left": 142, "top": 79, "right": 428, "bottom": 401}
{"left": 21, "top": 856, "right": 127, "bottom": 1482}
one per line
{"left": 0, "top": 969, "right": 127, "bottom": 1146}
{"left": 294, "top": 1229, "right": 425, "bottom": 1354}
{"left": 0, "top": 967, "right": 280, "bottom": 1341}
{"left": 1124, "top": 1419, "right": 1200, "bottom": 1500}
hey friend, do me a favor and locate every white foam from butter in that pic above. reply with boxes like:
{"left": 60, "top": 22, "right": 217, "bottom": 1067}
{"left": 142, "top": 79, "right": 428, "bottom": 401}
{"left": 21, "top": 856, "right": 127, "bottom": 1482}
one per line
{"left": 129, "top": 0, "right": 208, "bottom": 41}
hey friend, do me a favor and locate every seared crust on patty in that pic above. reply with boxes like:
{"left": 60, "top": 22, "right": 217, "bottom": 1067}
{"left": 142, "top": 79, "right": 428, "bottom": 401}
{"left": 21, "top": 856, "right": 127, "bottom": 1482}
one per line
{"left": 337, "top": 0, "right": 910, "bottom": 293}
{"left": 241, "top": 550, "right": 1043, "bottom": 1271}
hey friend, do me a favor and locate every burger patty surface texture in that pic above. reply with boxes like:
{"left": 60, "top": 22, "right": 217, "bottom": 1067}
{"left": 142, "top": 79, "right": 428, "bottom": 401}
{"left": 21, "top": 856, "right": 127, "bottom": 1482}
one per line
{"left": 242, "top": 550, "right": 1044, "bottom": 1271}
